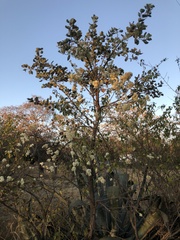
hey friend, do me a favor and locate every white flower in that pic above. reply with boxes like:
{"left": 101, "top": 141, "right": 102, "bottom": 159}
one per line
{"left": 17, "top": 165, "right": 21, "bottom": 168}
{"left": 146, "top": 175, "right": 151, "bottom": 181}
{"left": 97, "top": 176, "right": 106, "bottom": 184}
{"left": 49, "top": 166, "right": 54, "bottom": 172}
{"left": 20, "top": 178, "right": 24, "bottom": 186}
{"left": 29, "top": 144, "right": 34, "bottom": 148}
{"left": 125, "top": 159, "right": 131, "bottom": 165}
{"left": 86, "top": 169, "right": 92, "bottom": 176}
{"left": 16, "top": 143, "right": 22, "bottom": 147}
{"left": 51, "top": 155, "right": 57, "bottom": 161}
{"left": 20, "top": 137, "right": 25, "bottom": 144}
{"left": 25, "top": 150, "right": 30, "bottom": 156}
{"left": 54, "top": 150, "right": 59, "bottom": 156}
{"left": 147, "top": 154, "right": 154, "bottom": 159}
{"left": 90, "top": 154, "right": 95, "bottom": 161}
{"left": 72, "top": 159, "right": 79, "bottom": 167}
{"left": 2, "top": 158, "right": 7, "bottom": 163}
{"left": 20, "top": 133, "right": 29, "bottom": 144}
{"left": 46, "top": 148, "right": 53, "bottom": 155}
{"left": 42, "top": 144, "right": 48, "bottom": 149}
{"left": 71, "top": 166, "right": 76, "bottom": 173}
{"left": 86, "top": 161, "right": 91, "bottom": 166}
{"left": 0, "top": 176, "right": 5, "bottom": 182}
{"left": 6, "top": 176, "right": 13, "bottom": 182}
{"left": 70, "top": 150, "right": 75, "bottom": 157}
{"left": 138, "top": 212, "right": 143, "bottom": 217}
{"left": 6, "top": 164, "right": 10, "bottom": 168}
{"left": 105, "top": 152, "right": 110, "bottom": 159}
{"left": 46, "top": 158, "right": 51, "bottom": 162}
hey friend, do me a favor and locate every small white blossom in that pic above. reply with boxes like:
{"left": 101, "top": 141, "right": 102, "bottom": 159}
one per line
{"left": 86, "top": 169, "right": 92, "bottom": 176}
{"left": 125, "top": 159, "right": 131, "bottom": 165}
{"left": 46, "top": 158, "right": 51, "bottom": 162}
{"left": 0, "top": 176, "right": 5, "bottom": 182}
{"left": 54, "top": 150, "right": 59, "bottom": 156}
{"left": 51, "top": 155, "right": 57, "bottom": 161}
{"left": 29, "top": 144, "right": 34, "bottom": 148}
{"left": 138, "top": 212, "right": 143, "bottom": 217}
{"left": 97, "top": 176, "right": 106, "bottom": 184}
{"left": 70, "top": 150, "right": 75, "bottom": 157}
{"left": 49, "top": 166, "right": 54, "bottom": 173}
{"left": 42, "top": 144, "right": 48, "bottom": 149}
{"left": 90, "top": 154, "right": 95, "bottom": 161}
{"left": 2, "top": 158, "right": 7, "bottom": 163}
{"left": 6, "top": 150, "right": 12, "bottom": 154}
{"left": 16, "top": 143, "right": 22, "bottom": 147}
{"left": 25, "top": 150, "right": 31, "bottom": 156}
{"left": 72, "top": 159, "right": 79, "bottom": 167}
{"left": 20, "top": 178, "right": 24, "bottom": 187}
{"left": 20, "top": 133, "right": 29, "bottom": 144}
{"left": 86, "top": 161, "right": 91, "bottom": 166}
{"left": 147, "top": 154, "right": 154, "bottom": 159}
{"left": 6, "top": 176, "right": 13, "bottom": 182}
{"left": 146, "top": 175, "right": 151, "bottom": 181}
{"left": 17, "top": 165, "right": 21, "bottom": 168}
{"left": 6, "top": 164, "right": 10, "bottom": 168}
{"left": 71, "top": 166, "right": 76, "bottom": 173}
{"left": 46, "top": 148, "right": 53, "bottom": 155}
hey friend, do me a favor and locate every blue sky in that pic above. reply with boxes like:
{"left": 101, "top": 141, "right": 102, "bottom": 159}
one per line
{"left": 0, "top": 0, "right": 180, "bottom": 110}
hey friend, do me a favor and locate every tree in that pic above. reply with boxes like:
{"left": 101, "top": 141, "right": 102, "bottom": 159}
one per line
{"left": 20, "top": 4, "right": 179, "bottom": 239}
{"left": 21, "top": 4, "right": 162, "bottom": 238}
{"left": 0, "top": 103, "right": 69, "bottom": 240}
{"left": 0, "top": 102, "right": 55, "bottom": 164}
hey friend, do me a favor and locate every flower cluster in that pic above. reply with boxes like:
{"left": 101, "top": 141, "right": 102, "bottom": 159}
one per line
{"left": 20, "top": 133, "right": 29, "bottom": 144}
{"left": 0, "top": 175, "right": 14, "bottom": 183}
{"left": 71, "top": 159, "right": 80, "bottom": 173}
{"left": 97, "top": 176, "right": 106, "bottom": 184}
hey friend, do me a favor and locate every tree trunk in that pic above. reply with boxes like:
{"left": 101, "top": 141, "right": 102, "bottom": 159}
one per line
{"left": 87, "top": 174, "right": 96, "bottom": 239}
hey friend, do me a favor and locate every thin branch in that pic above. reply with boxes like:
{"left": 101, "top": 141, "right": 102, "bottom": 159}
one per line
{"left": 161, "top": 74, "right": 176, "bottom": 93}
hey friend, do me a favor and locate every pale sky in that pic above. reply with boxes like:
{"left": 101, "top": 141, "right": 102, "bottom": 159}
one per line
{"left": 0, "top": 0, "right": 180, "bottom": 109}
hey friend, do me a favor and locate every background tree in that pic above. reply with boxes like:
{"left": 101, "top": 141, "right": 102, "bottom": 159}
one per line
{"left": 0, "top": 101, "right": 55, "bottom": 164}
